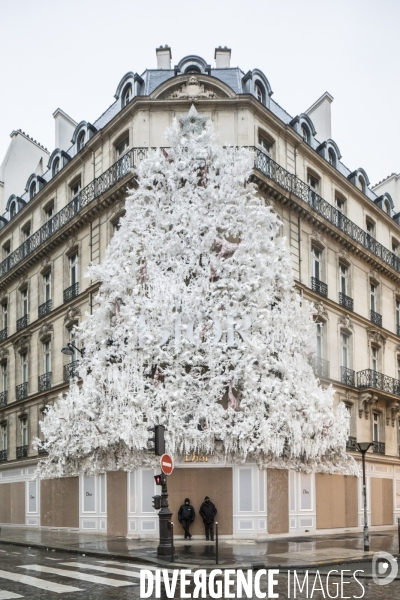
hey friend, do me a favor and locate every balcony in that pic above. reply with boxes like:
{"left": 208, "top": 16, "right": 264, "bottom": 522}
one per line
{"left": 357, "top": 369, "right": 400, "bottom": 397}
{"left": 16, "top": 445, "right": 28, "bottom": 459}
{"left": 341, "top": 367, "right": 355, "bottom": 387}
{"left": 339, "top": 293, "right": 354, "bottom": 311}
{"left": 38, "top": 446, "right": 48, "bottom": 456}
{"left": 0, "top": 327, "right": 7, "bottom": 342}
{"left": 0, "top": 449, "right": 7, "bottom": 462}
{"left": 370, "top": 309, "right": 382, "bottom": 327}
{"left": 38, "top": 372, "right": 52, "bottom": 392}
{"left": 310, "top": 356, "right": 330, "bottom": 379}
{"left": 372, "top": 441, "right": 385, "bottom": 455}
{"left": 16, "top": 315, "right": 28, "bottom": 331}
{"left": 0, "top": 390, "right": 7, "bottom": 407}
{"left": 64, "top": 282, "right": 79, "bottom": 303}
{"left": 311, "top": 277, "right": 328, "bottom": 297}
{"left": 16, "top": 382, "right": 28, "bottom": 401}
{"left": 38, "top": 299, "right": 52, "bottom": 318}
{"left": 346, "top": 436, "right": 357, "bottom": 450}
{"left": 64, "top": 360, "right": 80, "bottom": 382}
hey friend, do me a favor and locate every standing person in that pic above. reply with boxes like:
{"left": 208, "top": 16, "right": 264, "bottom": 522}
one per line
{"left": 199, "top": 496, "right": 217, "bottom": 541}
{"left": 178, "top": 498, "right": 195, "bottom": 540}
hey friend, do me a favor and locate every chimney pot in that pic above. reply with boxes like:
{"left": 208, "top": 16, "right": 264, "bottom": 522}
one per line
{"left": 214, "top": 46, "right": 231, "bottom": 68}
{"left": 156, "top": 45, "right": 172, "bottom": 69}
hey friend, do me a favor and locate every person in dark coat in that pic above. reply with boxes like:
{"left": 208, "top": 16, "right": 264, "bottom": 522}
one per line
{"left": 178, "top": 498, "right": 195, "bottom": 539}
{"left": 199, "top": 496, "right": 217, "bottom": 540}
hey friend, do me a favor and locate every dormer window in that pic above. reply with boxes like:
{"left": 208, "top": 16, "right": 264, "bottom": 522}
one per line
{"left": 328, "top": 148, "right": 336, "bottom": 168}
{"left": 122, "top": 84, "right": 132, "bottom": 108}
{"left": 384, "top": 199, "right": 391, "bottom": 215}
{"left": 302, "top": 124, "right": 310, "bottom": 144}
{"left": 30, "top": 182, "right": 37, "bottom": 200}
{"left": 77, "top": 131, "right": 85, "bottom": 152}
{"left": 52, "top": 157, "right": 60, "bottom": 177}
{"left": 357, "top": 176, "right": 365, "bottom": 193}
{"left": 10, "top": 202, "right": 16, "bottom": 219}
{"left": 255, "top": 82, "right": 265, "bottom": 104}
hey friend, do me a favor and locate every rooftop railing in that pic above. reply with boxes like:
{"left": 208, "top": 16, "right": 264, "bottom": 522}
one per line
{"left": 1, "top": 146, "right": 400, "bottom": 282}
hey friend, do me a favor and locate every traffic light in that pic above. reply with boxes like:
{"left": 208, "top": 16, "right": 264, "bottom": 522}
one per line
{"left": 152, "top": 495, "right": 162, "bottom": 510}
{"left": 148, "top": 425, "right": 165, "bottom": 455}
{"left": 154, "top": 473, "right": 164, "bottom": 486}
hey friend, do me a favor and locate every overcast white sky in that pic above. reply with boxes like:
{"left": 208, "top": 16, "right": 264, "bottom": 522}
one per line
{"left": 1, "top": 0, "right": 399, "bottom": 186}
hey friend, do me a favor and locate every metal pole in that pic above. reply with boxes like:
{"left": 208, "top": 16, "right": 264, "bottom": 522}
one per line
{"left": 157, "top": 474, "right": 174, "bottom": 556}
{"left": 361, "top": 450, "right": 369, "bottom": 552}
{"left": 170, "top": 522, "right": 174, "bottom": 563}
{"left": 398, "top": 518, "right": 400, "bottom": 555}
{"left": 215, "top": 521, "right": 219, "bottom": 565}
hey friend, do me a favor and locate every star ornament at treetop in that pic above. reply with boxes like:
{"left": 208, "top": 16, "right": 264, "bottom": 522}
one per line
{"left": 179, "top": 105, "right": 208, "bottom": 135}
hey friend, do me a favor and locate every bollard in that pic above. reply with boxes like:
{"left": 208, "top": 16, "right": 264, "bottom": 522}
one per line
{"left": 215, "top": 521, "right": 219, "bottom": 565}
{"left": 398, "top": 518, "right": 400, "bottom": 555}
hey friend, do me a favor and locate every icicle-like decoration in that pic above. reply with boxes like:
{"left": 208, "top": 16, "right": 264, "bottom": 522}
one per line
{"left": 36, "top": 108, "right": 356, "bottom": 478}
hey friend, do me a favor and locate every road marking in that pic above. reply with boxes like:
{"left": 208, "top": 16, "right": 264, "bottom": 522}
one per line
{"left": 0, "top": 591, "right": 24, "bottom": 599}
{"left": 96, "top": 561, "right": 174, "bottom": 573}
{"left": 18, "top": 565, "right": 134, "bottom": 588}
{"left": 0, "top": 570, "right": 81, "bottom": 594}
{"left": 60, "top": 562, "right": 142, "bottom": 579}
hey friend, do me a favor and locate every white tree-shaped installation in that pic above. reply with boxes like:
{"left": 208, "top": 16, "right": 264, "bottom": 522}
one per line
{"left": 37, "top": 106, "right": 354, "bottom": 478}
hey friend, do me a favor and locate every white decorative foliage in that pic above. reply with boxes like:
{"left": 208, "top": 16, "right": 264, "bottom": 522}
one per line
{"left": 36, "top": 107, "right": 356, "bottom": 478}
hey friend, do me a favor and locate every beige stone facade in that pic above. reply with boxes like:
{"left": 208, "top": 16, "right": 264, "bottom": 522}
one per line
{"left": 0, "top": 47, "right": 399, "bottom": 538}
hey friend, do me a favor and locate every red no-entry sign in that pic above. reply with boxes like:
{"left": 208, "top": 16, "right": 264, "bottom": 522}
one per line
{"left": 160, "top": 454, "right": 174, "bottom": 475}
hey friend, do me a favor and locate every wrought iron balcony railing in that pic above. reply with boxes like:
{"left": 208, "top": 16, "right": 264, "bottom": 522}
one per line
{"left": 38, "top": 445, "right": 48, "bottom": 456}
{"left": 38, "top": 372, "right": 52, "bottom": 392}
{"left": 339, "top": 292, "right": 354, "bottom": 311}
{"left": 38, "top": 299, "right": 52, "bottom": 318}
{"left": 0, "top": 327, "right": 7, "bottom": 342}
{"left": 357, "top": 369, "right": 400, "bottom": 397}
{"left": 370, "top": 309, "right": 382, "bottom": 327}
{"left": 16, "top": 382, "right": 28, "bottom": 401}
{"left": 397, "top": 325, "right": 400, "bottom": 337}
{"left": 0, "top": 390, "right": 8, "bottom": 407}
{"left": 1, "top": 145, "right": 400, "bottom": 286}
{"left": 64, "top": 360, "right": 80, "bottom": 382}
{"left": 346, "top": 436, "right": 357, "bottom": 450}
{"left": 0, "top": 449, "right": 7, "bottom": 461}
{"left": 64, "top": 282, "right": 79, "bottom": 303}
{"left": 16, "top": 315, "right": 28, "bottom": 331}
{"left": 16, "top": 445, "right": 28, "bottom": 459}
{"left": 310, "top": 356, "right": 330, "bottom": 379}
{"left": 372, "top": 441, "right": 385, "bottom": 455}
{"left": 341, "top": 367, "right": 355, "bottom": 387}
{"left": 311, "top": 277, "right": 328, "bottom": 297}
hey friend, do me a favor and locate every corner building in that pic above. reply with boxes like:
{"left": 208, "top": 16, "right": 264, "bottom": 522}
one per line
{"left": 0, "top": 45, "right": 398, "bottom": 538}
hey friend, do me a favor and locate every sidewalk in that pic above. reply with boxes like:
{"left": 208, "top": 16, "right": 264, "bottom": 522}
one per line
{"left": 0, "top": 526, "right": 397, "bottom": 570}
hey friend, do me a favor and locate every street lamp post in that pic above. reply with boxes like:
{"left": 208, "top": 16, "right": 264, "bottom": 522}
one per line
{"left": 61, "top": 343, "right": 84, "bottom": 356}
{"left": 355, "top": 441, "right": 373, "bottom": 552}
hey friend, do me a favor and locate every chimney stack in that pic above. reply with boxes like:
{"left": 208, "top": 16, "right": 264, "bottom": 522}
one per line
{"left": 156, "top": 45, "right": 172, "bottom": 69}
{"left": 214, "top": 46, "right": 231, "bottom": 68}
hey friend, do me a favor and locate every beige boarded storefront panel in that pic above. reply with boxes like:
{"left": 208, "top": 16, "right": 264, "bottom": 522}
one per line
{"left": 316, "top": 474, "right": 358, "bottom": 529}
{"left": 0, "top": 483, "right": 11, "bottom": 523}
{"left": 345, "top": 476, "right": 358, "bottom": 527}
{"left": 107, "top": 471, "right": 127, "bottom": 536}
{"left": 371, "top": 478, "right": 393, "bottom": 526}
{"left": 267, "top": 469, "right": 288, "bottom": 534}
{"left": 41, "top": 477, "right": 79, "bottom": 528}
{"left": 168, "top": 468, "right": 232, "bottom": 535}
{"left": 0, "top": 482, "right": 25, "bottom": 524}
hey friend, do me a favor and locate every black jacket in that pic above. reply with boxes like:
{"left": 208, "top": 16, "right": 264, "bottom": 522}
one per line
{"left": 178, "top": 504, "right": 195, "bottom": 523}
{"left": 199, "top": 501, "right": 217, "bottom": 524}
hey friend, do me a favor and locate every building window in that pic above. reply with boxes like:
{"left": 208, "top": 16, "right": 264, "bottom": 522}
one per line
{"left": 22, "top": 225, "right": 31, "bottom": 240}
{"left": 307, "top": 172, "right": 319, "bottom": 191}
{"left": 20, "top": 417, "right": 28, "bottom": 447}
{"left": 340, "top": 333, "right": 350, "bottom": 368}
{"left": 10, "top": 202, "right": 16, "bottom": 219}
{"left": 3, "top": 243, "right": 10, "bottom": 258}
{"left": 77, "top": 131, "right": 85, "bottom": 151}
{"left": 1, "top": 362, "right": 7, "bottom": 392}
{"left": 1, "top": 423, "right": 7, "bottom": 451}
{"left": 328, "top": 148, "right": 336, "bottom": 167}
{"left": 116, "top": 136, "right": 129, "bottom": 158}
{"left": 397, "top": 356, "right": 400, "bottom": 381}
{"left": 396, "top": 300, "right": 400, "bottom": 334}
{"left": 70, "top": 180, "right": 81, "bottom": 199}
{"left": 258, "top": 134, "right": 272, "bottom": 155}
{"left": 43, "top": 341, "right": 51, "bottom": 374}
{"left": 44, "top": 204, "right": 54, "bottom": 221}
{"left": 366, "top": 219, "right": 375, "bottom": 236}
{"left": 316, "top": 322, "right": 323, "bottom": 358}
{"left": 52, "top": 157, "right": 60, "bottom": 177}
{"left": 255, "top": 82, "right": 264, "bottom": 104}
{"left": 2, "top": 303, "right": 7, "bottom": 330}
{"left": 21, "top": 289, "right": 28, "bottom": 317}
{"left": 373, "top": 413, "right": 380, "bottom": 442}
{"left": 311, "top": 246, "right": 322, "bottom": 280}
{"left": 69, "top": 329, "right": 79, "bottom": 363}
{"left": 384, "top": 200, "right": 391, "bottom": 215}
{"left": 370, "top": 283, "right": 377, "bottom": 313}
{"left": 21, "top": 352, "right": 28, "bottom": 384}
{"left": 339, "top": 264, "right": 348, "bottom": 296}
{"left": 357, "top": 176, "right": 365, "bottom": 193}
{"left": 371, "top": 346, "right": 379, "bottom": 372}
{"left": 393, "top": 241, "right": 399, "bottom": 257}
{"left": 29, "top": 182, "right": 37, "bottom": 200}
{"left": 301, "top": 124, "right": 310, "bottom": 144}
{"left": 44, "top": 272, "right": 51, "bottom": 303}
{"left": 69, "top": 253, "right": 79, "bottom": 286}
{"left": 122, "top": 84, "right": 132, "bottom": 107}
{"left": 335, "top": 196, "right": 345, "bottom": 212}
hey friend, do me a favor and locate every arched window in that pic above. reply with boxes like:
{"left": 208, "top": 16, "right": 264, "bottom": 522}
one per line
{"left": 328, "top": 148, "right": 336, "bottom": 167}
{"left": 30, "top": 181, "right": 37, "bottom": 200}
{"left": 10, "top": 202, "right": 16, "bottom": 219}
{"left": 255, "top": 82, "right": 265, "bottom": 104}
{"left": 77, "top": 131, "right": 85, "bottom": 152}
{"left": 357, "top": 176, "right": 365, "bottom": 193}
{"left": 122, "top": 84, "right": 132, "bottom": 107}
{"left": 184, "top": 65, "right": 201, "bottom": 74}
{"left": 52, "top": 157, "right": 60, "bottom": 177}
{"left": 384, "top": 200, "right": 390, "bottom": 215}
{"left": 301, "top": 124, "right": 310, "bottom": 144}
